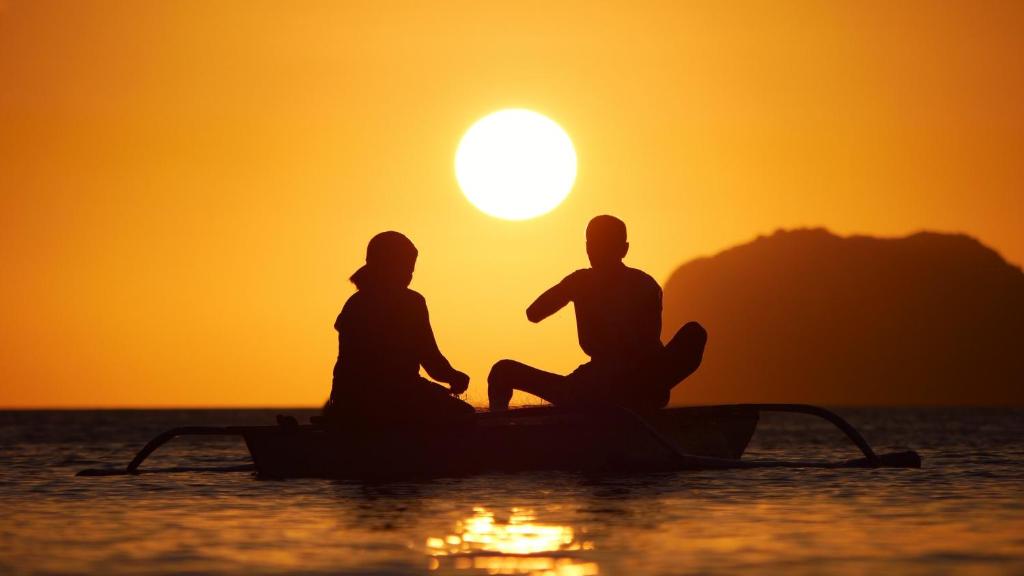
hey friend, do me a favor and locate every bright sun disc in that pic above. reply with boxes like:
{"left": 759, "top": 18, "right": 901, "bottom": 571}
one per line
{"left": 455, "top": 109, "right": 577, "bottom": 220}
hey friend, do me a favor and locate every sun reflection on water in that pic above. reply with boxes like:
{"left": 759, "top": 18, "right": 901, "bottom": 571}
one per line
{"left": 427, "top": 507, "right": 598, "bottom": 575}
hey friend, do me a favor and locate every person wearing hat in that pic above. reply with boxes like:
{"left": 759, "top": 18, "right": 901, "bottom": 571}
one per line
{"left": 487, "top": 215, "right": 707, "bottom": 411}
{"left": 324, "top": 231, "right": 473, "bottom": 422}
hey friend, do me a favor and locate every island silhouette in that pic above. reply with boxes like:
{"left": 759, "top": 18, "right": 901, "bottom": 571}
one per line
{"left": 663, "top": 228, "right": 1024, "bottom": 406}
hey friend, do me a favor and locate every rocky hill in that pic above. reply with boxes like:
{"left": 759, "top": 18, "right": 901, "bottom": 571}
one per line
{"left": 662, "top": 229, "right": 1024, "bottom": 405}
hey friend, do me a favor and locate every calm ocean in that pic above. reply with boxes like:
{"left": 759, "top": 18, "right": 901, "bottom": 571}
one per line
{"left": 1, "top": 408, "right": 1021, "bottom": 575}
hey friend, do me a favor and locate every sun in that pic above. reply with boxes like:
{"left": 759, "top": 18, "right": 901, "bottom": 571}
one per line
{"left": 455, "top": 109, "right": 577, "bottom": 221}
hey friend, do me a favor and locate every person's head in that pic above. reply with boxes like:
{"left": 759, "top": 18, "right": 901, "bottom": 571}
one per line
{"left": 586, "top": 215, "right": 629, "bottom": 268}
{"left": 350, "top": 231, "right": 418, "bottom": 290}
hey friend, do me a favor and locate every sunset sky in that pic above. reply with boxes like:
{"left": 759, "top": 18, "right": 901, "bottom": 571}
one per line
{"left": 2, "top": 0, "right": 1021, "bottom": 407}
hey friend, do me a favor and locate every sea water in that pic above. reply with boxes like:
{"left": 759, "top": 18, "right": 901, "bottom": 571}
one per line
{"left": 1, "top": 408, "right": 1021, "bottom": 575}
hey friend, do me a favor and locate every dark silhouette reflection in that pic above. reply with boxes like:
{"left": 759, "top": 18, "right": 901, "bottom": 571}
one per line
{"left": 325, "top": 231, "right": 473, "bottom": 425}
{"left": 489, "top": 215, "right": 707, "bottom": 410}
{"left": 330, "top": 482, "right": 434, "bottom": 532}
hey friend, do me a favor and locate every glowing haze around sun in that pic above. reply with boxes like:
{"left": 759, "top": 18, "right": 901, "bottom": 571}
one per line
{"left": 455, "top": 109, "right": 577, "bottom": 221}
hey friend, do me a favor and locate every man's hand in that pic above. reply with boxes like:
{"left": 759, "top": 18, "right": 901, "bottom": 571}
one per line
{"left": 448, "top": 371, "right": 470, "bottom": 395}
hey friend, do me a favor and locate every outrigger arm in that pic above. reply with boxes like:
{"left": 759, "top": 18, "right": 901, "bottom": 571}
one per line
{"left": 77, "top": 404, "right": 920, "bottom": 477}
{"left": 625, "top": 403, "right": 921, "bottom": 469}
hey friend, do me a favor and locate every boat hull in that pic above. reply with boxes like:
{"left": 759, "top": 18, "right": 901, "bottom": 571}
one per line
{"left": 240, "top": 406, "right": 759, "bottom": 479}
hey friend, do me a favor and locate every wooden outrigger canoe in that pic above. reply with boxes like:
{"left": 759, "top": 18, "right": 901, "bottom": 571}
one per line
{"left": 78, "top": 404, "right": 920, "bottom": 479}
{"left": 244, "top": 405, "right": 759, "bottom": 479}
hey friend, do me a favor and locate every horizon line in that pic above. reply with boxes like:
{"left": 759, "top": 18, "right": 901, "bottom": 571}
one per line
{"left": 1, "top": 403, "right": 1021, "bottom": 411}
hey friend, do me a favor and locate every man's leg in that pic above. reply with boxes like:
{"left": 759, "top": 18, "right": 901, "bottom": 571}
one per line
{"left": 662, "top": 321, "right": 708, "bottom": 394}
{"left": 487, "top": 359, "right": 574, "bottom": 410}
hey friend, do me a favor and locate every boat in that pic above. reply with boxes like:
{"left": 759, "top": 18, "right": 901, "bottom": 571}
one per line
{"left": 245, "top": 405, "right": 759, "bottom": 479}
{"left": 77, "top": 404, "right": 921, "bottom": 479}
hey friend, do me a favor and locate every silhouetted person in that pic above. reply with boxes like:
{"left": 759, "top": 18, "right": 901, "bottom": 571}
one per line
{"left": 488, "top": 215, "right": 707, "bottom": 411}
{"left": 324, "top": 231, "right": 474, "bottom": 424}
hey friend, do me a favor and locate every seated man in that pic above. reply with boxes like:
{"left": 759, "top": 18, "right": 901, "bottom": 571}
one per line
{"left": 325, "top": 231, "right": 474, "bottom": 426}
{"left": 488, "top": 215, "right": 707, "bottom": 411}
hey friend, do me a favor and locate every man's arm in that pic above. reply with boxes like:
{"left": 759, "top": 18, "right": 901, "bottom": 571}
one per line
{"left": 418, "top": 304, "right": 456, "bottom": 381}
{"left": 415, "top": 296, "right": 470, "bottom": 393}
{"left": 526, "top": 274, "right": 575, "bottom": 323}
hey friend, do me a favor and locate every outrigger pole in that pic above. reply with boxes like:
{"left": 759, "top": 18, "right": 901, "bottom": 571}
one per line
{"left": 77, "top": 404, "right": 920, "bottom": 477}
{"left": 623, "top": 404, "right": 921, "bottom": 469}
{"left": 77, "top": 426, "right": 249, "bottom": 477}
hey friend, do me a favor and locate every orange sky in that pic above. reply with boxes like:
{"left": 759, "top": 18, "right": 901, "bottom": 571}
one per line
{"left": 1, "top": 0, "right": 1021, "bottom": 408}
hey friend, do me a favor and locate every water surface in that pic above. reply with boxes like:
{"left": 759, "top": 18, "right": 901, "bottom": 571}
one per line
{"left": 1, "top": 408, "right": 1021, "bottom": 575}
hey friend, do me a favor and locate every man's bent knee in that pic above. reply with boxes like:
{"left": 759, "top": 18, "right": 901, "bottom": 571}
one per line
{"left": 667, "top": 321, "right": 707, "bottom": 352}
{"left": 663, "top": 321, "right": 708, "bottom": 387}
{"left": 488, "top": 359, "right": 521, "bottom": 386}
{"left": 681, "top": 321, "right": 708, "bottom": 346}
